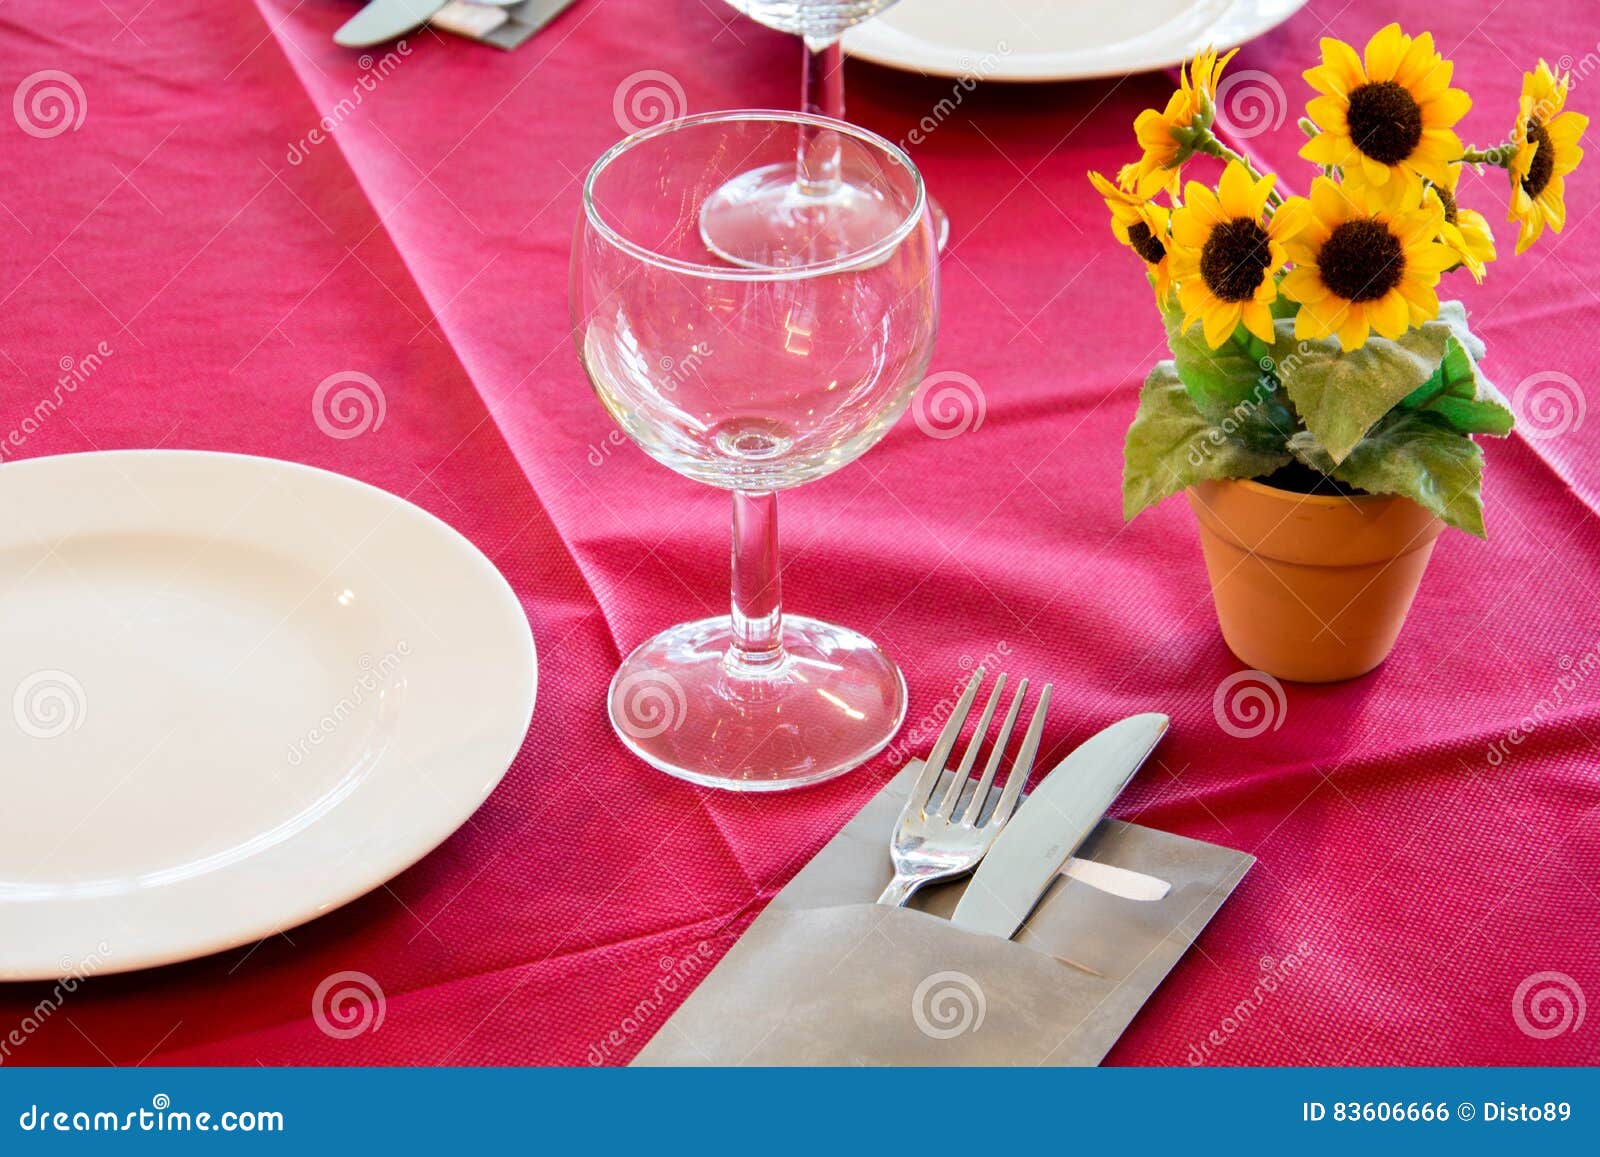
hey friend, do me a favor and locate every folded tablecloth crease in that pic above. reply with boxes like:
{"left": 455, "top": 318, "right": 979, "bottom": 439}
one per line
{"left": 0, "top": 0, "right": 1596, "bottom": 1066}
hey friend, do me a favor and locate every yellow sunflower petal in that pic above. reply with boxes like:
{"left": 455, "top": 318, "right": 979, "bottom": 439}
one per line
{"left": 1280, "top": 264, "right": 1329, "bottom": 305}
{"left": 1368, "top": 291, "right": 1410, "bottom": 339}
{"left": 1201, "top": 300, "right": 1242, "bottom": 348}
{"left": 1420, "top": 87, "right": 1471, "bottom": 127}
{"left": 1363, "top": 23, "right": 1408, "bottom": 84}
{"left": 1336, "top": 307, "right": 1372, "bottom": 351}
{"left": 1241, "top": 301, "right": 1276, "bottom": 344}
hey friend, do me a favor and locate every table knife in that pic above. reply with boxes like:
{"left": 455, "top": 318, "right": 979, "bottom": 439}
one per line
{"left": 950, "top": 712, "right": 1169, "bottom": 939}
{"left": 335, "top": 0, "right": 450, "bottom": 48}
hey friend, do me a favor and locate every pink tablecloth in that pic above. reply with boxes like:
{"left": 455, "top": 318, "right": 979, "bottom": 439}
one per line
{"left": 2, "top": 0, "right": 1596, "bottom": 1066}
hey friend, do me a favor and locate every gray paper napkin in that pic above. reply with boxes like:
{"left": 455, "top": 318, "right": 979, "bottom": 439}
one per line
{"left": 633, "top": 762, "right": 1252, "bottom": 1066}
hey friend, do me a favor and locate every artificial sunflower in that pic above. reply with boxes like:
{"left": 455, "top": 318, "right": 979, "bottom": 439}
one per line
{"left": 1119, "top": 47, "right": 1236, "bottom": 198}
{"left": 1167, "top": 161, "right": 1296, "bottom": 348}
{"left": 1278, "top": 176, "right": 1455, "bottom": 350}
{"left": 1300, "top": 24, "right": 1470, "bottom": 199}
{"left": 1424, "top": 164, "right": 1495, "bottom": 281}
{"left": 1507, "top": 59, "right": 1588, "bottom": 254}
{"left": 1089, "top": 170, "right": 1175, "bottom": 299}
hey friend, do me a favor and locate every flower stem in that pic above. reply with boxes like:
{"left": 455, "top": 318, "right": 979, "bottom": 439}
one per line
{"left": 1463, "top": 142, "right": 1515, "bottom": 167}
{"left": 1195, "top": 131, "right": 1286, "bottom": 206}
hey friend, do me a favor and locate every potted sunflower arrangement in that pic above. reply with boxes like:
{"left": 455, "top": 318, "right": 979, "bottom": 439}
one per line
{"left": 1093, "top": 26, "right": 1587, "bottom": 682}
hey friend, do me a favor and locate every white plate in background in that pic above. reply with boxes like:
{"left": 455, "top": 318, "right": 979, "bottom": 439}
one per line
{"left": 0, "top": 451, "right": 536, "bottom": 979}
{"left": 843, "top": 0, "right": 1308, "bottom": 82}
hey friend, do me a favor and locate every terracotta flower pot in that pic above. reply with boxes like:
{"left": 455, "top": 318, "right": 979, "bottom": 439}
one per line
{"left": 1185, "top": 478, "right": 1446, "bottom": 683}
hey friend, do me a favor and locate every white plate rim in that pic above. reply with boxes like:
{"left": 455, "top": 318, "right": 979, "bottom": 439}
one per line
{"left": 843, "top": 0, "right": 1310, "bottom": 83}
{"left": 0, "top": 450, "right": 537, "bottom": 980}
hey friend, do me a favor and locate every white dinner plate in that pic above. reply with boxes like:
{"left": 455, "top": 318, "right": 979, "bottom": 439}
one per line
{"left": 843, "top": 0, "right": 1308, "bottom": 82}
{"left": 0, "top": 451, "right": 536, "bottom": 979}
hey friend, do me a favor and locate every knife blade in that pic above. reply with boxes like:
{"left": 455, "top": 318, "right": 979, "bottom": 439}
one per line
{"left": 950, "top": 712, "right": 1169, "bottom": 939}
{"left": 335, "top": 0, "right": 450, "bottom": 48}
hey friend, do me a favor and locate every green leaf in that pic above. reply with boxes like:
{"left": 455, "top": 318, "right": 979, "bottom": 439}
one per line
{"left": 1287, "top": 411, "right": 1488, "bottom": 537}
{"left": 1266, "top": 301, "right": 1507, "bottom": 465}
{"left": 1399, "top": 336, "right": 1515, "bottom": 436}
{"left": 1123, "top": 361, "right": 1292, "bottom": 521}
{"left": 1160, "top": 295, "right": 1268, "bottom": 414}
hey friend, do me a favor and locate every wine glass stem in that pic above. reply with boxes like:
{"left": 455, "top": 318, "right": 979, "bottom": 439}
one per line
{"left": 797, "top": 37, "right": 844, "bottom": 196}
{"left": 729, "top": 490, "right": 784, "bottom": 675}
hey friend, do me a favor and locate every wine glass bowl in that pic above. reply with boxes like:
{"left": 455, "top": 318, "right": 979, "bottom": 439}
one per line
{"left": 573, "top": 111, "right": 939, "bottom": 790}
{"left": 576, "top": 112, "right": 936, "bottom": 491}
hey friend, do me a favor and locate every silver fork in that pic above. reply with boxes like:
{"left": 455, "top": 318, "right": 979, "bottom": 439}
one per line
{"left": 876, "top": 667, "right": 1053, "bottom": 907}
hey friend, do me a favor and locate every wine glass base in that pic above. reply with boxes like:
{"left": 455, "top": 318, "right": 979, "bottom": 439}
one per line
{"left": 699, "top": 162, "right": 910, "bottom": 269}
{"left": 607, "top": 614, "right": 907, "bottom": 792}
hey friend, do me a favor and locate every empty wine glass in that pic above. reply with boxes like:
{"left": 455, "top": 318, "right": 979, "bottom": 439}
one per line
{"left": 701, "top": 1, "right": 951, "bottom": 267}
{"left": 572, "top": 111, "right": 939, "bottom": 791}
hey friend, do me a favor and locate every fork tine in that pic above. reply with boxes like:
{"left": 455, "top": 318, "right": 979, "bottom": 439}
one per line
{"left": 907, "top": 668, "right": 984, "bottom": 815}
{"left": 934, "top": 673, "right": 1007, "bottom": 819}
{"left": 960, "top": 676, "right": 1026, "bottom": 825}
{"left": 986, "top": 683, "right": 1052, "bottom": 828}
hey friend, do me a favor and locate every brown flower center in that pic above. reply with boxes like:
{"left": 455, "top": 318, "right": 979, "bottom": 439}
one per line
{"left": 1318, "top": 219, "right": 1405, "bottom": 302}
{"left": 1434, "top": 183, "right": 1459, "bottom": 224}
{"left": 1126, "top": 220, "right": 1167, "bottom": 265}
{"left": 1346, "top": 81, "right": 1424, "bottom": 166}
{"left": 1523, "top": 119, "right": 1555, "bottom": 198}
{"left": 1199, "top": 217, "right": 1272, "bottom": 303}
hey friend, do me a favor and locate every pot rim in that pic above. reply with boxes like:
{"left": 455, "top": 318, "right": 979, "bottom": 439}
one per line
{"left": 1224, "top": 476, "right": 1389, "bottom": 508}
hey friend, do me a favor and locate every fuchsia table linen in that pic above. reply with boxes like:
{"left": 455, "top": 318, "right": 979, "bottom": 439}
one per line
{"left": 1, "top": 0, "right": 1597, "bottom": 1065}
